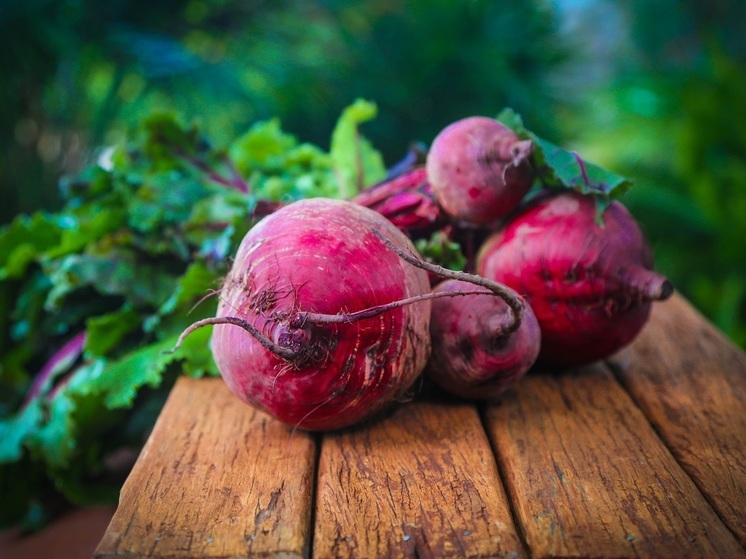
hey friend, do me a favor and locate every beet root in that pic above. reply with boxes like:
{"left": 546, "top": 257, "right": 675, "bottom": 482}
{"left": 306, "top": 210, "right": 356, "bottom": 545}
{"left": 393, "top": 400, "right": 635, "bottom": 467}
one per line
{"left": 477, "top": 191, "right": 674, "bottom": 367}
{"left": 426, "top": 116, "right": 535, "bottom": 225}
{"left": 198, "top": 198, "right": 433, "bottom": 431}
{"left": 427, "top": 279, "right": 540, "bottom": 399}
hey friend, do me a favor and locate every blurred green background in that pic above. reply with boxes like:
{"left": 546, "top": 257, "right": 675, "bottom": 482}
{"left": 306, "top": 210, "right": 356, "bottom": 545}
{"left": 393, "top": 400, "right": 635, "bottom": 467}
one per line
{"left": 2, "top": 0, "right": 745, "bottom": 346}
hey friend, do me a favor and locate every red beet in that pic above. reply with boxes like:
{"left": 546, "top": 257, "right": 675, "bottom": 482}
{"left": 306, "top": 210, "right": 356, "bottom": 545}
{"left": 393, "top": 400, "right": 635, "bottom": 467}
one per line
{"left": 477, "top": 191, "right": 673, "bottom": 366}
{"left": 427, "top": 279, "right": 540, "bottom": 399}
{"left": 426, "top": 116, "right": 535, "bottom": 224}
{"left": 180, "top": 198, "right": 433, "bottom": 431}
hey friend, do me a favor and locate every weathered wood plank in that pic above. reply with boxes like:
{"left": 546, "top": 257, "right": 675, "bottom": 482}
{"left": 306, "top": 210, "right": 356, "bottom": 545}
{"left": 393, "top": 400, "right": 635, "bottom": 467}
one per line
{"left": 94, "top": 377, "right": 317, "bottom": 559}
{"left": 313, "top": 400, "right": 526, "bottom": 559}
{"left": 484, "top": 364, "right": 745, "bottom": 559}
{"left": 609, "top": 295, "right": 746, "bottom": 547}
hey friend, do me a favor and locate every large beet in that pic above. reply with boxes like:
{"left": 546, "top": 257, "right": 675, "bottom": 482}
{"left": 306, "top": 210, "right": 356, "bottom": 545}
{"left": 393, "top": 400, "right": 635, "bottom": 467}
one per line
{"left": 203, "top": 199, "right": 433, "bottom": 431}
{"left": 477, "top": 191, "right": 673, "bottom": 366}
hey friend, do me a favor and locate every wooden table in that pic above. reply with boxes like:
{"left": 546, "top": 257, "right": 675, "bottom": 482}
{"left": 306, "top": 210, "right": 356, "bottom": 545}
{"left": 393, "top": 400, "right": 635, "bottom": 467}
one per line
{"left": 94, "top": 294, "right": 746, "bottom": 559}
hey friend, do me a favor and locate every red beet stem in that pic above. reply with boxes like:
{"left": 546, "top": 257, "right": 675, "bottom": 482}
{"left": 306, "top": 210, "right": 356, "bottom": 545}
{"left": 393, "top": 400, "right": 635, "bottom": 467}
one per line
{"left": 23, "top": 331, "right": 87, "bottom": 406}
{"left": 297, "top": 289, "right": 492, "bottom": 325}
{"left": 372, "top": 229, "right": 525, "bottom": 335}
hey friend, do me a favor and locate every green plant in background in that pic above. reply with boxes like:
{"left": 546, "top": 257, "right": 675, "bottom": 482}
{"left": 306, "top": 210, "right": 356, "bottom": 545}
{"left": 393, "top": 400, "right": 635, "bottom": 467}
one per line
{"left": 562, "top": 0, "right": 746, "bottom": 347}
{"left": 1, "top": 0, "right": 568, "bottom": 224}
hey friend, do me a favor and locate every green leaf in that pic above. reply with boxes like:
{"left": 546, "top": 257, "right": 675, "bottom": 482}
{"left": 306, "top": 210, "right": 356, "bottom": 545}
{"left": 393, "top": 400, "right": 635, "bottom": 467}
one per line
{"left": 498, "top": 108, "right": 633, "bottom": 219}
{"left": 329, "top": 99, "right": 386, "bottom": 198}
{"left": 414, "top": 231, "right": 467, "bottom": 271}
{"left": 85, "top": 307, "right": 142, "bottom": 357}
{"left": 0, "top": 400, "right": 44, "bottom": 463}
{"left": 157, "top": 260, "right": 221, "bottom": 317}
{"left": 142, "top": 112, "right": 204, "bottom": 171}
{"left": 229, "top": 118, "right": 298, "bottom": 174}
{"left": 0, "top": 213, "right": 61, "bottom": 280}
{"left": 44, "top": 206, "right": 126, "bottom": 260}
{"left": 45, "top": 251, "right": 178, "bottom": 311}
{"left": 174, "top": 325, "right": 219, "bottom": 378}
{"left": 92, "top": 338, "right": 180, "bottom": 409}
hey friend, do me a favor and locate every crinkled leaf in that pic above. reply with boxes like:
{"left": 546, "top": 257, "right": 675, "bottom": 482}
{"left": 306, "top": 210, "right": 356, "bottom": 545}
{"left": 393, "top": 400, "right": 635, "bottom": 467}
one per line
{"left": 229, "top": 118, "right": 298, "bottom": 173}
{"left": 142, "top": 112, "right": 205, "bottom": 172}
{"left": 330, "top": 98, "right": 386, "bottom": 198}
{"left": 28, "top": 388, "right": 79, "bottom": 467}
{"left": 92, "top": 337, "right": 180, "bottom": 409}
{"left": 126, "top": 174, "right": 212, "bottom": 234}
{"left": 174, "top": 325, "right": 218, "bottom": 378}
{"left": 44, "top": 206, "right": 126, "bottom": 260}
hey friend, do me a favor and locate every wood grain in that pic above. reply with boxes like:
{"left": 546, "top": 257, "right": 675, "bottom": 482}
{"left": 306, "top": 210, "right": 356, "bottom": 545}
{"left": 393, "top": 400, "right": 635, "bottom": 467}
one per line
{"left": 94, "top": 377, "right": 317, "bottom": 559}
{"left": 484, "top": 364, "right": 745, "bottom": 559}
{"left": 314, "top": 400, "right": 526, "bottom": 559}
{"left": 609, "top": 295, "right": 746, "bottom": 547}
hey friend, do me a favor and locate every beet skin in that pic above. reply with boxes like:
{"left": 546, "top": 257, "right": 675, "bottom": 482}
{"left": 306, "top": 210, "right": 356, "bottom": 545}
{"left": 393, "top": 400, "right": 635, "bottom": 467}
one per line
{"left": 427, "top": 279, "right": 540, "bottom": 399}
{"left": 211, "top": 198, "right": 432, "bottom": 431}
{"left": 426, "top": 116, "right": 535, "bottom": 224}
{"left": 477, "top": 191, "right": 673, "bottom": 367}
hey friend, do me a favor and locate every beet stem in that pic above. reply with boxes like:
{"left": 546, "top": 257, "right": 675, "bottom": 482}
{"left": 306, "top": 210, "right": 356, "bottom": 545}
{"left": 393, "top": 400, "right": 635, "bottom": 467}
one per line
{"left": 168, "top": 316, "right": 296, "bottom": 360}
{"left": 298, "top": 289, "right": 492, "bottom": 325}
{"left": 23, "top": 331, "right": 87, "bottom": 407}
{"left": 372, "top": 229, "right": 525, "bottom": 334}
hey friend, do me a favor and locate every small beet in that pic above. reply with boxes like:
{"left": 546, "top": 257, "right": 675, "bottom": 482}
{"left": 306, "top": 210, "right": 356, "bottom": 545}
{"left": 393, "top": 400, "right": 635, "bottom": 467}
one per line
{"left": 426, "top": 116, "right": 535, "bottom": 224}
{"left": 477, "top": 191, "right": 673, "bottom": 367}
{"left": 427, "top": 279, "right": 540, "bottom": 399}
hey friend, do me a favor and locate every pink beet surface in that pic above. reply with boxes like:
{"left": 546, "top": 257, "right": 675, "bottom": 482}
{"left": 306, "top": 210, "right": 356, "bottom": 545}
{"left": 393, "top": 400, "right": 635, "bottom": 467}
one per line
{"left": 427, "top": 279, "right": 540, "bottom": 399}
{"left": 208, "top": 198, "right": 432, "bottom": 431}
{"left": 426, "top": 116, "right": 535, "bottom": 225}
{"left": 477, "top": 191, "right": 673, "bottom": 367}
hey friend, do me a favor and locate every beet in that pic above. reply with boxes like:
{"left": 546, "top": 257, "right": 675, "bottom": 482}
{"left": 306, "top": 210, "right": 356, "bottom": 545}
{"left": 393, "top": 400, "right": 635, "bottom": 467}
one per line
{"left": 425, "top": 116, "right": 535, "bottom": 224}
{"left": 181, "top": 198, "right": 433, "bottom": 431}
{"left": 477, "top": 191, "right": 673, "bottom": 367}
{"left": 427, "top": 279, "right": 540, "bottom": 399}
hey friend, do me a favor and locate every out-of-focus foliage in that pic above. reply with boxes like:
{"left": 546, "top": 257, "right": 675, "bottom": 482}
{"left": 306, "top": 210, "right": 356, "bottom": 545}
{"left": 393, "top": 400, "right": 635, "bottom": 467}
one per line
{"left": 0, "top": 106, "right": 385, "bottom": 530}
{"left": 1, "top": 0, "right": 568, "bottom": 223}
{"left": 561, "top": 0, "right": 746, "bottom": 347}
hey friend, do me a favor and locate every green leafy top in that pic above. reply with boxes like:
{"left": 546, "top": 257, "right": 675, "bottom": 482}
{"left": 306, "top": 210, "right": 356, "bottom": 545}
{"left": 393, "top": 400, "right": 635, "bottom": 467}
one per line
{"left": 498, "top": 108, "right": 633, "bottom": 219}
{"left": 0, "top": 101, "right": 385, "bottom": 529}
